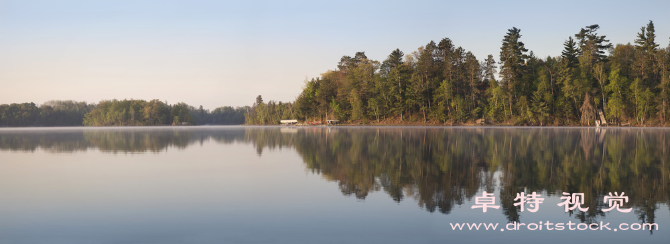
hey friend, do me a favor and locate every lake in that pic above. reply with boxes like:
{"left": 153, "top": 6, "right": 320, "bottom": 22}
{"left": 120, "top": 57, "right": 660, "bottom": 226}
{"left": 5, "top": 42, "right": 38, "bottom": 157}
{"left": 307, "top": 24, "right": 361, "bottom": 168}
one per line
{"left": 0, "top": 126, "right": 668, "bottom": 244}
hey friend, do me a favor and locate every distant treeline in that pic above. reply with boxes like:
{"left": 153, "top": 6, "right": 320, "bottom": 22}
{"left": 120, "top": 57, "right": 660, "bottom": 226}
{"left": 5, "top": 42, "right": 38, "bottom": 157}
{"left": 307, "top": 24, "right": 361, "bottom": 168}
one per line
{"left": 247, "top": 21, "right": 670, "bottom": 126}
{"left": 0, "top": 99, "right": 247, "bottom": 127}
{"left": 244, "top": 95, "right": 296, "bottom": 125}
{"left": 0, "top": 101, "right": 93, "bottom": 126}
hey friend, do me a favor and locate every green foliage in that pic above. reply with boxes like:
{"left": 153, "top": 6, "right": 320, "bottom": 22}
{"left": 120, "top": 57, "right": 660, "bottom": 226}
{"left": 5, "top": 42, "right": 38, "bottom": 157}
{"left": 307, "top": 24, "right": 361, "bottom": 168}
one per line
{"left": 1, "top": 99, "right": 246, "bottom": 127}
{"left": 266, "top": 22, "right": 670, "bottom": 126}
{"left": 208, "top": 106, "right": 247, "bottom": 125}
{"left": 561, "top": 37, "right": 579, "bottom": 68}
{"left": 629, "top": 78, "right": 654, "bottom": 124}
{"left": 486, "top": 84, "right": 506, "bottom": 122}
{"left": 500, "top": 27, "right": 529, "bottom": 111}
{"left": 575, "top": 24, "right": 613, "bottom": 65}
{"left": 0, "top": 101, "right": 93, "bottom": 127}
{"left": 531, "top": 77, "right": 551, "bottom": 126}
{"left": 245, "top": 95, "right": 295, "bottom": 125}
{"left": 635, "top": 20, "right": 659, "bottom": 54}
{"left": 82, "top": 99, "right": 245, "bottom": 126}
{"left": 434, "top": 79, "right": 454, "bottom": 122}
{"left": 605, "top": 67, "right": 629, "bottom": 120}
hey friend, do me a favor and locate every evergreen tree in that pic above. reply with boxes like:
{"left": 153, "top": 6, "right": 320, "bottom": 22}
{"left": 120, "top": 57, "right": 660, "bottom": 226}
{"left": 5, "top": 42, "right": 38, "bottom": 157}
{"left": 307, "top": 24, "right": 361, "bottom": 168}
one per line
{"left": 634, "top": 20, "right": 660, "bottom": 86}
{"left": 575, "top": 24, "right": 613, "bottom": 65}
{"left": 499, "top": 27, "right": 528, "bottom": 117}
{"left": 561, "top": 36, "right": 579, "bottom": 68}
{"left": 635, "top": 20, "right": 660, "bottom": 54}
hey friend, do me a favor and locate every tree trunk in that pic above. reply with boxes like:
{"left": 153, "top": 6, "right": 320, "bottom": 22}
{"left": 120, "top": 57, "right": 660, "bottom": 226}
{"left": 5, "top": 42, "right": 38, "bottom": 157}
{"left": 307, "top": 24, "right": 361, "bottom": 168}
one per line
{"left": 422, "top": 109, "right": 426, "bottom": 122}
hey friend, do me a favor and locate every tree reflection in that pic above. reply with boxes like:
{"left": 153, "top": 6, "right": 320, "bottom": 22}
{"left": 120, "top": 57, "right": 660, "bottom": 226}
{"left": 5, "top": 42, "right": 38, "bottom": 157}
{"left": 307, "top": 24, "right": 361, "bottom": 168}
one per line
{"left": 248, "top": 127, "right": 670, "bottom": 225}
{"left": 1, "top": 127, "right": 668, "bottom": 226}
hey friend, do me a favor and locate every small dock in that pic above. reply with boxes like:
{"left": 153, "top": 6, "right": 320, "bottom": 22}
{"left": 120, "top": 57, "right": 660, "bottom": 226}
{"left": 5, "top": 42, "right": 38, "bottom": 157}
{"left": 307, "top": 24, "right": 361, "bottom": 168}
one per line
{"left": 326, "top": 120, "right": 339, "bottom": 125}
{"left": 280, "top": 120, "right": 298, "bottom": 125}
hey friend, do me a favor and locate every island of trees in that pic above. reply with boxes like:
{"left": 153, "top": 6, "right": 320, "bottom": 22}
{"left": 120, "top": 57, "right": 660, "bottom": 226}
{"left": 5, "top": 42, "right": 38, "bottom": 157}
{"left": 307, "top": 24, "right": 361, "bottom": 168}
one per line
{"left": 0, "top": 99, "right": 246, "bottom": 127}
{"left": 246, "top": 21, "right": 670, "bottom": 126}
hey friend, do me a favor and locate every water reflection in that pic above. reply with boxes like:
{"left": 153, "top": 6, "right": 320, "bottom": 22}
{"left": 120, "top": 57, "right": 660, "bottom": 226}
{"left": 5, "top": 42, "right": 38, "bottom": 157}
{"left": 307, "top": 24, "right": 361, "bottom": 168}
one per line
{"left": 0, "top": 128, "right": 246, "bottom": 153}
{"left": 1, "top": 126, "right": 668, "bottom": 226}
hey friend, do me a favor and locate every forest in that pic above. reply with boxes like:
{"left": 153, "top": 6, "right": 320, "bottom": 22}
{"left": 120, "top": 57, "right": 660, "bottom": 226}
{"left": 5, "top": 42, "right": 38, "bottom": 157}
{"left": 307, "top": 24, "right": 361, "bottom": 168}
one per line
{"left": 246, "top": 21, "right": 670, "bottom": 126}
{"left": 3, "top": 21, "right": 669, "bottom": 127}
{"left": 0, "top": 100, "right": 93, "bottom": 127}
{"left": 0, "top": 99, "right": 246, "bottom": 127}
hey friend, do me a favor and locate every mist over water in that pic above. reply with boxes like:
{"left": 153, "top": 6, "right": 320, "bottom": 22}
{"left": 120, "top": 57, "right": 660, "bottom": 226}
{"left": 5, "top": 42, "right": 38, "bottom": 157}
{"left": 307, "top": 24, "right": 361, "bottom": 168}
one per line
{"left": 1, "top": 126, "right": 669, "bottom": 243}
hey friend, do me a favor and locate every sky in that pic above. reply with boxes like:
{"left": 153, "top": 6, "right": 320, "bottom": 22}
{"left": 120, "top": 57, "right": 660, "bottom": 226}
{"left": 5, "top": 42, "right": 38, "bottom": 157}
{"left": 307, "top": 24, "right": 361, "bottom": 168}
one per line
{"left": 1, "top": 0, "right": 669, "bottom": 109}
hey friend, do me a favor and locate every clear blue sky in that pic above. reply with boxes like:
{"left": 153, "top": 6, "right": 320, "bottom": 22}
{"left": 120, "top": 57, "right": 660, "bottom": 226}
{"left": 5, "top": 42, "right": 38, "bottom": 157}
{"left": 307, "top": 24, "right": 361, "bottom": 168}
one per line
{"left": 1, "top": 0, "right": 669, "bottom": 109}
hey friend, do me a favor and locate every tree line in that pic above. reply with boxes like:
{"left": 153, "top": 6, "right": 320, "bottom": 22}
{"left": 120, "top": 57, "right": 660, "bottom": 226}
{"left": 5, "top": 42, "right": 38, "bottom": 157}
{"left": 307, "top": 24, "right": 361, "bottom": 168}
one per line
{"left": 244, "top": 95, "right": 297, "bottom": 125}
{"left": 0, "top": 99, "right": 247, "bottom": 127}
{"left": 0, "top": 100, "right": 94, "bottom": 126}
{"left": 82, "top": 99, "right": 247, "bottom": 126}
{"left": 247, "top": 21, "right": 670, "bottom": 126}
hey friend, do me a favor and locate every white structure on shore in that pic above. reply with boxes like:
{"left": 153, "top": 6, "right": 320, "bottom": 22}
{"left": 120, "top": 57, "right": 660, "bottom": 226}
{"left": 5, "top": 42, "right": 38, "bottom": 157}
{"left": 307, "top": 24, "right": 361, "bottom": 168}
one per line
{"left": 280, "top": 120, "right": 298, "bottom": 125}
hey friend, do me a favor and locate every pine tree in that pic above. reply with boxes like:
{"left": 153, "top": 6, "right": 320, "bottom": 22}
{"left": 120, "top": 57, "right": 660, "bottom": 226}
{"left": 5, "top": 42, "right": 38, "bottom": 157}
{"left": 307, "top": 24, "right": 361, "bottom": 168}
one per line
{"left": 499, "top": 27, "right": 528, "bottom": 117}
{"left": 634, "top": 20, "right": 660, "bottom": 86}
{"left": 380, "top": 49, "right": 404, "bottom": 75}
{"left": 635, "top": 21, "right": 659, "bottom": 54}
{"left": 575, "top": 24, "right": 613, "bottom": 66}
{"left": 561, "top": 36, "right": 579, "bottom": 68}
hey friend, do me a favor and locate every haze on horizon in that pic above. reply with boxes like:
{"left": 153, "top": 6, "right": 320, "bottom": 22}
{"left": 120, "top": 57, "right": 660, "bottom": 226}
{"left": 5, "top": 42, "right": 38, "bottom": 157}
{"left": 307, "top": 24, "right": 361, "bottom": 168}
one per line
{"left": 1, "top": 0, "right": 669, "bottom": 110}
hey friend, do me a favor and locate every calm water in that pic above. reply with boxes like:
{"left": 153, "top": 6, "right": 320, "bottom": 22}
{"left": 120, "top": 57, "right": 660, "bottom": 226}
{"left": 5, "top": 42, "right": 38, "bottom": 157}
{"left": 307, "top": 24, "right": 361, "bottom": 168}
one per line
{"left": 0, "top": 126, "right": 669, "bottom": 244}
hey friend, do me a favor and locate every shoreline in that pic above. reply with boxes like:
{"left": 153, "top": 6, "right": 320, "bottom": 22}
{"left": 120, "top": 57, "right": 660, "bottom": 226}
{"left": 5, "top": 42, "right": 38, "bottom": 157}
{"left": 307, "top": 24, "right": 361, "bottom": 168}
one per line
{"left": 1, "top": 123, "right": 669, "bottom": 129}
